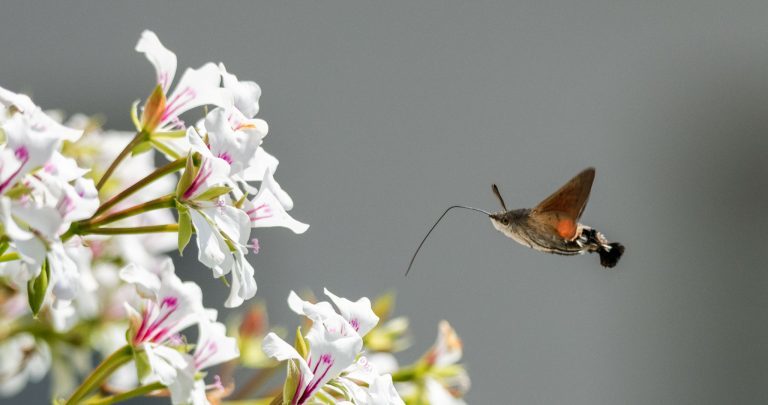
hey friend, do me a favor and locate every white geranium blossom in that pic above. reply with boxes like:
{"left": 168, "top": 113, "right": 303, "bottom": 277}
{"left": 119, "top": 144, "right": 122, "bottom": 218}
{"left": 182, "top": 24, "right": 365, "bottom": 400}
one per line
{"left": 245, "top": 169, "right": 308, "bottom": 234}
{"left": 135, "top": 31, "right": 232, "bottom": 133}
{"left": 168, "top": 316, "right": 239, "bottom": 405}
{"left": 120, "top": 260, "right": 205, "bottom": 387}
{"left": 264, "top": 289, "right": 402, "bottom": 405}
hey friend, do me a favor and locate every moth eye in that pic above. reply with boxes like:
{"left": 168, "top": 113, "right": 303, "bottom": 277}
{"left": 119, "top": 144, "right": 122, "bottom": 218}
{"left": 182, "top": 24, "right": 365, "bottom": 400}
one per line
{"left": 501, "top": 218, "right": 509, "bottom": 225}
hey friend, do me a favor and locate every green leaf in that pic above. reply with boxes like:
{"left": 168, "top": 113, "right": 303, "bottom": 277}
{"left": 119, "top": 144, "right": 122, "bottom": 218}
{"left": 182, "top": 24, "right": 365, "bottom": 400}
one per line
{"left": 194, "top": 186, "right": 232, "bottom": 201}
{"left": 134, "top": 350, "right": 152, "bottom": 382}
{"left": 177, "top": 204, "right": 193, "bottom": 255}
{"left": 282, "top": 360, "right": 300, "bottom": 405}
{"left": 295, "top": 326, "right": 309, "bottom": 359}
{"left": 176, "top": 153, "right": 199, "bottom": 200}
{"left": 27, "top": 259, "right": 50, "bottom": 317}
{"left": 131, "top": 141, "right": 153, "bottom": 156}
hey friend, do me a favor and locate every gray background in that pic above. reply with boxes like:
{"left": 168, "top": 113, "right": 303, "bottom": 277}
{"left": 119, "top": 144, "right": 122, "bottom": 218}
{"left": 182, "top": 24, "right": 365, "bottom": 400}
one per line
{"left": 2, "top": 1, "right": 767, "bottom": 403}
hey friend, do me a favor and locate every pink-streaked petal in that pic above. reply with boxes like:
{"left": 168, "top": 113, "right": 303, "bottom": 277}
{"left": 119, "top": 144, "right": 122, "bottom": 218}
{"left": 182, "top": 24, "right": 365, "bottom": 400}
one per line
{"left": 261, "top": 332, "right": 314, "bottom": 391}
{"left": 159, "top": 63, "right": 232, "bottom": 130}
{"left": 245, "top": 186, "right": 308, "bottom": 234}
{"left": 323, "top": 288, "right": 379, "bottom": 337}
{"left": 135, "top": 30, "right": 177, "bottom": 93}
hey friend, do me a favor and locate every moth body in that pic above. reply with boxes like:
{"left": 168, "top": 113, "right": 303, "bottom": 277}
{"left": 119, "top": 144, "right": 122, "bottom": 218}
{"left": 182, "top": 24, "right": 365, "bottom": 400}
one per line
{"left": 404, "top": 167, "right": 625, "bottom": 276}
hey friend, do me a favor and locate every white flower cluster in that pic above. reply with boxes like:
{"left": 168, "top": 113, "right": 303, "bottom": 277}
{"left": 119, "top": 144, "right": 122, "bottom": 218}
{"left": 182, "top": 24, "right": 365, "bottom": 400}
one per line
{"left": 263, "top": 289, "right": 404, "bottom": 404}
{"left": 0, "top": 30, "right": 469, "bottom": 405}
{"left": 0, "top": 30, "right": 307, "bottom": 403}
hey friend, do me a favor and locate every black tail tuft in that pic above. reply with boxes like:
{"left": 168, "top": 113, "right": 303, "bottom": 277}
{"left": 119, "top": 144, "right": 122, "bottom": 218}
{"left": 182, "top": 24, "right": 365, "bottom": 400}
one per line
{"left": 598, "top": 243, "right": 624, "bottom": 268}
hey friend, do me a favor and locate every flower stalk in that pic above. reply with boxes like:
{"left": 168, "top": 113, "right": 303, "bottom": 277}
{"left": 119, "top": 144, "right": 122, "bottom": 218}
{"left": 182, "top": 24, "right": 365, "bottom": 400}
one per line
{"left": 95, "top": 157, "right": 186, "bottom": 216}
{"left": 87, "top": 195, "right": 176, "bottom": 227}
{"left": 85, "top": 224, "right": 179, "bottom": 235}
{"left": 65, "top": 345, "right": 134, "bottom": 405}
{"left": 95, "top": 130, "right": 149, "bottom": 191}
{"left": 85, "top": 382, "right": 165, "bottom": 405}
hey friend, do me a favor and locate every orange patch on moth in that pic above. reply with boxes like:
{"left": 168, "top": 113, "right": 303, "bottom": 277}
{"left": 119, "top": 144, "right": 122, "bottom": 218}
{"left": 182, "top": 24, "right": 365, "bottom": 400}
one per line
{"left": 556, "top": 219, "right": 577, "bottom": 239}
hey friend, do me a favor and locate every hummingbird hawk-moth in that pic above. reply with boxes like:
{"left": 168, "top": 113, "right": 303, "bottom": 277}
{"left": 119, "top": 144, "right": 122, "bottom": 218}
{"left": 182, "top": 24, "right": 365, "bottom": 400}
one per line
{"left": 405, "top": 168, "right": 624, "bottom": 276}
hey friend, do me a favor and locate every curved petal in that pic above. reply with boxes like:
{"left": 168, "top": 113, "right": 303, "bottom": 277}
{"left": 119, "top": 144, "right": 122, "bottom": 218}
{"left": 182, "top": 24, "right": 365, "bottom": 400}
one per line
{"left": 142, "top": 343, "right": 188, "bottom": 386}
{"left": 119, "top": 263, "right": 161, "bottom": 299}
{"left": 224, "top": 249, "right": 257, "bottom": 308}
{"left": 262, "top": 332, "right": 313, "bottom": 394}
{"left": 135, "top": 30, "right": 177, "bottom": 93}
{"left": 159, "top": 63, "right": 232, "bottom": 130}
{"left": 324, "top": 288, "right": 379, "bottom": 337}
{"left": 188, "top": 208, "right": 232, "bottom": 277}
{"left": 195, "top": 320, "right": 239, "bottom": 369}
{"left": 246, "top": 170, "right": 308, "bottom": 234}
{"left": 240, "top": 147, "right": 279, "bottom": 182}
{"left": 219, "top": 63, "right": 262, "bottom": 118}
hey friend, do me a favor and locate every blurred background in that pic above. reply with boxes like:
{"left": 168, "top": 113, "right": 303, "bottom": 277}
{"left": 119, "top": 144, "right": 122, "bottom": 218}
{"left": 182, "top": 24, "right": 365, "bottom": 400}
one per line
{"left": 2, "top": 0, "right": 767, "bottom": 403}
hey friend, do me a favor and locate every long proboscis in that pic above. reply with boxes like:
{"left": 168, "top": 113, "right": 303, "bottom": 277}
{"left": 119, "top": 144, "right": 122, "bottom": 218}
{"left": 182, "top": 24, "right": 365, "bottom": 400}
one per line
{"left": 405, "top": 205, "right": 491, "bottom": 276}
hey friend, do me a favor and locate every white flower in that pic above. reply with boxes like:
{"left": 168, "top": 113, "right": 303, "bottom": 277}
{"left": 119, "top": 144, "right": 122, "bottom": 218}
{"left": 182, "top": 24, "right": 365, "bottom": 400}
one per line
{"left": 120, "top": 260, "right": 205, "bottom": 387}
{"left": 219, "top": 64, "right": 262, "bottom": 119}
{"left": 178, "top": 129, "right": 259, "bottom": 307}
{"left": 200, "top": 107, "right": 269, "bottom": 179}
{"left": 421, "top": 321, "right": 470, "bottom": 404}
{"left": 135, "top": 31, "right": 232, "bottom": 133}
{"left": 287, "top": 289, "right": 378, "bottom": 337}
{"left": 245, "top": 169, "right": 308, "bottom": 234}
{"left": 0, "top": 334, "right": 51, "bottom": 397}
{"left": 262, "top": 322, "right": 362, "bottom": 405}
{"left": 263, "top": 289, "right": 403, "bottom": 405}
{"left": 341, "top": 371, "right": 403, "bottom": 405}
{"left": 0, "top": 85, "right": 82, "bottom": 142}
{"left": 168, "top": 316, "right": 239, "bottom": 405}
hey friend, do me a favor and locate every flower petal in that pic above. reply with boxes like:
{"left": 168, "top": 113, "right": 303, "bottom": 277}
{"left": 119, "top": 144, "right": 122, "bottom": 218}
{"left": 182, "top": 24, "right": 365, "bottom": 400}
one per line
{"left": 219, "top": 63, "right": 262, "bottom": 118}
{"left": 224, "top": 248, "right": 257, "bottom": 308}
{"left": 246, "top": 170, "right": 308, "bottom": 234}
{"left": 135, "top": 30, "right": 177, "bottom": 93}
{"left": 324, "top": 288, "right": 379, "bottom": 337}
{"left": 119, "top": 263, "right": 161, "bottom": 299}
{"left": 240, "top": 147, "right": 279, "bottom": 182}
{"left": 142, "top": 343, "right": 188, "bottom": 386}
{"left": 188, "top": 208, "right": 232, "bottom": 277}
{"left": 159, "top": 63, "right": 232, "bottom": 130}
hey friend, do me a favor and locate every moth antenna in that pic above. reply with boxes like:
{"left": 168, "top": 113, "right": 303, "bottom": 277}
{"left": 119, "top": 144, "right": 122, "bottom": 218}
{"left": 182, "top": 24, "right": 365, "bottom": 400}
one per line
{"left": 405, "top": 205, "right": 490, "bottom": 276}
{"left": 492, "top": 184, "right": 508, "bottom": 211}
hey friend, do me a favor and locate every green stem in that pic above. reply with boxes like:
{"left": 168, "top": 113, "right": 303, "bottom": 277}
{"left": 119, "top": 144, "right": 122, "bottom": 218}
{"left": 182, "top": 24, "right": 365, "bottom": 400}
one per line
{"left": 96, "top": 131, "right": 149, "bottom": 191}
{"left": 150, "top": 138, "right": 182, "bottom": 160}
{"left": 84, "top": 224, "right": 179, "bottom": 235}
{"left": 95, "top": 158, "right": 186, "bottom": 217}
{"left": 85, "top": 382, "right": 165, "bottom": 405}
{"left": 65, "top": 345, "right": 133, "bottom": 405}
{"left": 0, "top": 252, "right": 20, "bottom": 263}
{"left": 87, "top": 195, "right": 175, "bottom": 228}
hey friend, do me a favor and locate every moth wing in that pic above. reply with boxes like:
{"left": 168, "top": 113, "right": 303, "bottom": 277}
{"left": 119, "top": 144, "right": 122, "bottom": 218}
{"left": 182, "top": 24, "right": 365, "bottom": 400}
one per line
{"left": 531, "top": 168, "right": 595, "bottom": 240}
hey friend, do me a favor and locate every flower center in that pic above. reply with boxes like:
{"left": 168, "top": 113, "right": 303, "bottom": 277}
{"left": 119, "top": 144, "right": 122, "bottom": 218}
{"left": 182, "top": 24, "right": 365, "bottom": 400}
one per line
{"left": 0, "top": 146, "right": 31, "bottom": 194}
{"left": 246, "top": 203, "right": 273, "bottom": 222}
{"left": 133, "top": 295, "right": 181, "bottom": 344}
